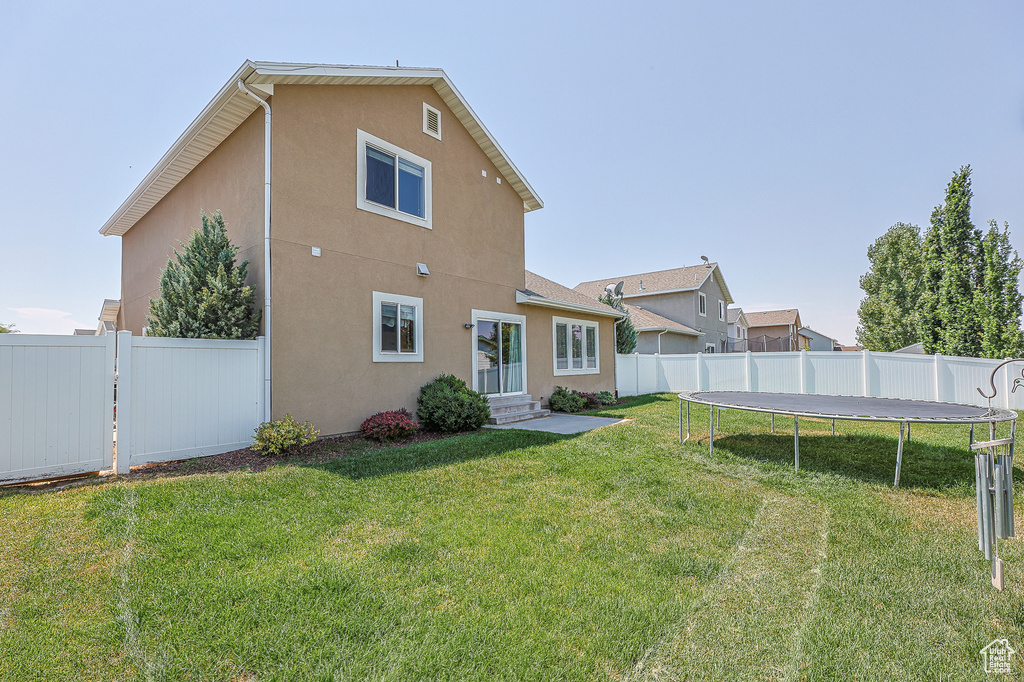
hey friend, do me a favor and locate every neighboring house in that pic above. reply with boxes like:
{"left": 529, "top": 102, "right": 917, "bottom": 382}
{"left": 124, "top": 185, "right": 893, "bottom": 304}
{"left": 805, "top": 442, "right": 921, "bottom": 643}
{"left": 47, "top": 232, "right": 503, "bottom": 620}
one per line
{"left": 745, "top": 309, "right": 807, "bottom": 352}
{"left": 98, "top": 60, "right": 619, "bottom": 434}
{"left": 74, "top": 299, "right": 120, "bottom": 336}
{"left": 628, "top": 306, "right": 703, "bottom": 354}
{"left": 799, "top": 326, "right": 840, "bottom": 351}
{"left": 574, "top": 263, "right": 734, "bottom": 353}
{"left": 727, "top": 307, "right": 749, "bottom": 352}
{"left": 838, "top": 345, "right": 862, "bottom": 352}
{"left": 894, "top": 342, "right": 925, "bottom": 354}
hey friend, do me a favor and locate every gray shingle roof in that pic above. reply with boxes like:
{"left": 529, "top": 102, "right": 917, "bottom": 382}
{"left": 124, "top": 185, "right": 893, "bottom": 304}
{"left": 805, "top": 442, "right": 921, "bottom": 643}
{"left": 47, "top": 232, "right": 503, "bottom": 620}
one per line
{"left": 629, "top": 306, "right": 701, "bottom": 336}
{"left": 521, "top": 272, "right": 621, "bottom": 317}
{"left": 573, "top": 263, "right": 733, "bottom": 304}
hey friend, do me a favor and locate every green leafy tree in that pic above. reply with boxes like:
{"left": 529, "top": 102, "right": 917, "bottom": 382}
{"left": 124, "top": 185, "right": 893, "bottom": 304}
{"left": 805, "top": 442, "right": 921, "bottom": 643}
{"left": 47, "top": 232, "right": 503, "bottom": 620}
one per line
{"left": 855, "top": 223, "right": 923, "bottom": 351}
{"left": 0, "top": 322, "right": 17, "bottom": 333}
{"left": 147, "top": 211, "right": 261, "bottom": 339}
{"left": 599, "top": 292, "right": 637, "bottom": 354}
{"left": 976, "top": 220, "right": 1024, "bottom": 358}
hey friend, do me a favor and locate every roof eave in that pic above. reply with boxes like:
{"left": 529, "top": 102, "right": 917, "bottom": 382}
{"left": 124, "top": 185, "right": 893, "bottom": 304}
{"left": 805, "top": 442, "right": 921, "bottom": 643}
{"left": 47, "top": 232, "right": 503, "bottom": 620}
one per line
{"left": 515, "top": 291, "right": 623, "bottom": 318}
{"left": 636, "top": 326, "right": 702, "bottom": 337}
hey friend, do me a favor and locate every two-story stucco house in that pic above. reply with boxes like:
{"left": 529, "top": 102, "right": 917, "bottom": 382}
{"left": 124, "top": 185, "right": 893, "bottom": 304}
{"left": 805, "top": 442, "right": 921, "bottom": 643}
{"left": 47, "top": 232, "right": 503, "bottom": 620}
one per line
{"left": 99, "top": 61, "right": 620, "bottom": 435}
{"left": 574, "top": 263, "right": 733, "bottom": 354}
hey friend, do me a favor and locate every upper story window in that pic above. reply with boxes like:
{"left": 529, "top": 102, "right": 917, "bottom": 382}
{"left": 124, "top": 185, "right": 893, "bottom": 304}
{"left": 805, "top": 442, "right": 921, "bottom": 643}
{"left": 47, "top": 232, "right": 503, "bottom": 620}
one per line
{"left": 553, "top": 316, "right": 599, "bottom": 375}
{"left": 719, "top": 300, "right": 725, "bottom": 322}
{"left": 698, "top": 292, "right": 707, "bottom": 317}
{"left": 372, "top": 291, "right": 423, "bottom": 363}
{"left": 357, "top": 130, "right": 432, "bottom": 229}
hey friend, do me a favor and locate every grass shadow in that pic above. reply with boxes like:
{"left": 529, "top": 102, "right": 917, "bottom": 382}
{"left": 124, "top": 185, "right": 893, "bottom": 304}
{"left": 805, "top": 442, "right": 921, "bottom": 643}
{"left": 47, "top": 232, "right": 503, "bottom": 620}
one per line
{"left": 313, "top": 428, "right": 571, "bottom": 480}
{"left": 713, "top": 431, "right": 979, "bottom": 492}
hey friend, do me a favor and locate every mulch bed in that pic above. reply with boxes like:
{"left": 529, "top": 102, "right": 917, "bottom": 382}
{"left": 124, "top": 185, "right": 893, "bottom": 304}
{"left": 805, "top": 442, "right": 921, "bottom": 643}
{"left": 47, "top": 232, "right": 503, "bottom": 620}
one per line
{"left": 2, "top": 429, "right": 459, "bottom": 493}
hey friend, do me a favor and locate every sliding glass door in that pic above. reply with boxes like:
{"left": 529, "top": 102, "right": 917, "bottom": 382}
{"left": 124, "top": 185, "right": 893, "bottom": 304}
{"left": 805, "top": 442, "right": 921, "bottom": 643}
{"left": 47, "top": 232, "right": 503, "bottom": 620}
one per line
{"left": 475, "top": 315, "right": 525, "bottom": 395}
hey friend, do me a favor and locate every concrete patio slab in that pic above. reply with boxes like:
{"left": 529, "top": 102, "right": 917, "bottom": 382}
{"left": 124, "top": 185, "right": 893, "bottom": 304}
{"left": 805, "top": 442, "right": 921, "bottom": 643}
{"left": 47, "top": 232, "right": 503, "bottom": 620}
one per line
{"left": 483, "top": 414, "right": 628, "bottom": 435}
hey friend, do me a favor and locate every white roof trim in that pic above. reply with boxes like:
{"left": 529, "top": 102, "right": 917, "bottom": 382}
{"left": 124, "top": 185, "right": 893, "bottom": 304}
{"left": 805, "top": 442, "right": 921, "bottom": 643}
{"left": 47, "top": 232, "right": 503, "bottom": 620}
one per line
{"left": 100, "top": 61, "right": 543, "bottom": 237}
{"left": 515, "top": 290, "right": 622, "bottom": 318}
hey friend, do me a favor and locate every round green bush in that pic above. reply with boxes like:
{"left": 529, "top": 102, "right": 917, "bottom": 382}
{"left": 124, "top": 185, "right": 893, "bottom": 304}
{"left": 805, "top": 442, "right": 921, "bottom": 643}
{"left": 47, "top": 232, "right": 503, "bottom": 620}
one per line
{"left": 416, "top": 373, "right": 490, "bottom": 433}
{"left": 251, "top": 414, "right": 319, "bottom": 456}
{"left": 549, "top": 386, "right": 586, "bottom": 413}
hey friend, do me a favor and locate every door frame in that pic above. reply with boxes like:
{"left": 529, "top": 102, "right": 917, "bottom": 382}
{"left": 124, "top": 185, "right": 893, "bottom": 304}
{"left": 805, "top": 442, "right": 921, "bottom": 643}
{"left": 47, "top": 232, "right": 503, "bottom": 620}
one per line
{"left": 470, "top": 309, "right": 527, "bottom": 396}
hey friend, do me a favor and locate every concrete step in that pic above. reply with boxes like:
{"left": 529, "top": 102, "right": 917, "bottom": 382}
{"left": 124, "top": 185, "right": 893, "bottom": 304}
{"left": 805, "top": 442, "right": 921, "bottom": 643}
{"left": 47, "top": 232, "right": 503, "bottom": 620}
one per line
{"left": 490, "top": 401, "right": 542, "bottom": 416}
{"left": 486, "top": 394, "right": 534, "bottom": 407}
{"left": 488, "top": 407, "right": 551, "bottom": 425}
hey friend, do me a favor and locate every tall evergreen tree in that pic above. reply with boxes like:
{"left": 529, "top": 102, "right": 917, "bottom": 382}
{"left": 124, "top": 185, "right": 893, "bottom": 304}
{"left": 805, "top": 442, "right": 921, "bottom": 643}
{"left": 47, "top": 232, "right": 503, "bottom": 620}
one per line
{"left": 147, "top": 211, "right": 261, "bottom": 339}
{"left": 599, "top": 292, "right": 638, "bottom": 354}
{"left": 924, "top": 166, "right": 983, "bottom": 356}
{"left": 855, "top": 223, "right": 923, "bottom": 351}
{"left": 917, "top": 216, "right": 944, "bottom": 354}
{"left": 977, "top": 220, "right": 1024, "bottom": 358}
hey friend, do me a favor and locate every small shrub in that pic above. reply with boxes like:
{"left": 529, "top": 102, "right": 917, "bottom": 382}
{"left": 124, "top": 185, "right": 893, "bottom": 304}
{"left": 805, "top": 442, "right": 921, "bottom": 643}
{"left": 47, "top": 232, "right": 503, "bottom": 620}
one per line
{"left": 252, "top": 414, "right": 318, "bottom": 456}
{"left": 549, "top": 386, "right": 586, "bottom": 413}
{"left": 417, "top": 373, "right": 490, "bottom": 433}
{"left": 595, "top": 390, "right": 617, "bottom": 406}
{"left": 361, "top": 409, "right": 418, "bottom": 441}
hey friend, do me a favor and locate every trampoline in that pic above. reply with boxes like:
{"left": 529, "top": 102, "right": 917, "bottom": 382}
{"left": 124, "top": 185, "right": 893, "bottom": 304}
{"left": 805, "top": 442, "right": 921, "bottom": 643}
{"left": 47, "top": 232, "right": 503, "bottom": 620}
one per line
{"left": 677, "top": 391, "right": 1017, "bottom": 487}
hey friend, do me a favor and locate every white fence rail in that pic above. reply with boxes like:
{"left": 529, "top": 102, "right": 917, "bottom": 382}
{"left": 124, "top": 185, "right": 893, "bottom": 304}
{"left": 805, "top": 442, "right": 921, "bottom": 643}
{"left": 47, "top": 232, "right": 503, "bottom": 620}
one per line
{"left": 117, "top": 332, "right": 264, "bottom": 469}
{"left": 616, "top": 350, "right": 1024, "bottom": 410}
{"left": 0, "top": 334, "right": 115, "bottom": 484}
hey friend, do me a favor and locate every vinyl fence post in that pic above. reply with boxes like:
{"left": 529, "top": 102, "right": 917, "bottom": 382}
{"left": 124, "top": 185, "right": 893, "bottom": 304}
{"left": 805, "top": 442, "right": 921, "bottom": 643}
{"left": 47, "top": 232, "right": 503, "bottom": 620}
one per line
{"left": 800, "top": 348, "right": 808, "bottom": 394}
{"left": 746, "top": 350, "right": 753, "bottom": 392}
{"left": 696, "top": 352, "right": 704, "bottom": 391}
{"left": 115, "top": 331, "right": 132, "bottom": 475}
{"left": 862, "top": 349, "right": 871, "bottom": 397}
{"left": 934, "top": 353, "right": 944, "bottom": 403}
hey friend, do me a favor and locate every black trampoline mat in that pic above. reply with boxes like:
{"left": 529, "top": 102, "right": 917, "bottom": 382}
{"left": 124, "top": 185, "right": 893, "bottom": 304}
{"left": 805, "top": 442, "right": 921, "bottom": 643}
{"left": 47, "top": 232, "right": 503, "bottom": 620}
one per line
{"left": 684, "top": 391, "right": 1014, "bottom": 422}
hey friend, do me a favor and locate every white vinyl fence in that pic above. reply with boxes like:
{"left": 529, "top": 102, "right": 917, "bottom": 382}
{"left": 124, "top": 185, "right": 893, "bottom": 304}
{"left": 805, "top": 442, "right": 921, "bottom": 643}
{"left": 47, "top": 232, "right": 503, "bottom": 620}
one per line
{"left": 116, "top": 332, "right": 265, "bottom": 470}
{"left": 616, "top": 350, "right": 1024, "bottom": 410}
{"left": 0, "top": 331, "right": 265, "bottom": 485}
{"left": 0, "top": 334, "right": 116, "bottom": 485}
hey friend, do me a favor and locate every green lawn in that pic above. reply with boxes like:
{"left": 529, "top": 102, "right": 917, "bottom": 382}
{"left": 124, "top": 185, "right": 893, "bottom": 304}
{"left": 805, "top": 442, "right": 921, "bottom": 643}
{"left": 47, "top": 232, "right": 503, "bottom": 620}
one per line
{"left": 1, "top": 394, "right": 1022, "bottom": 680}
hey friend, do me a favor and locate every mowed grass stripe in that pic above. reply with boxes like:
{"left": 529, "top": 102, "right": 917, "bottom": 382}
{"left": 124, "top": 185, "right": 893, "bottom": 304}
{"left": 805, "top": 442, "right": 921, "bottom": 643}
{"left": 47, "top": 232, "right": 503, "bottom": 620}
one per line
{"left": 631, "top": 495, "right": 829, "bottom": 681}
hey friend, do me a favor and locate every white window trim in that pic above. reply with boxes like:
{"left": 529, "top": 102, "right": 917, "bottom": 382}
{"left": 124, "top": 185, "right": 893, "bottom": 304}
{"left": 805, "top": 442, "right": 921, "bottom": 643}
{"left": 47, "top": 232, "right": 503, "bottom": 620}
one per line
{"left": 470, "top": 309, "right": 528, "bottom": 394}
{"left": 698, "top": 292, "right": 707, "bottom": 317}
{"left": 552, "top": 316, "right": 600, "bottom": 376}
{"left": 422, "top": 103, "right": 442, "bottom": 140}
{"left": 705, "top": 343, "right": 716, "bottom": 353}
{"left": 356, "top": 129, "right": 433, "bottom": 229}
{"left": 373, "top": 291, "right": 424, "bottom": 363}
{"left": 719, "top": 300, "right": 725, "bottom": 322}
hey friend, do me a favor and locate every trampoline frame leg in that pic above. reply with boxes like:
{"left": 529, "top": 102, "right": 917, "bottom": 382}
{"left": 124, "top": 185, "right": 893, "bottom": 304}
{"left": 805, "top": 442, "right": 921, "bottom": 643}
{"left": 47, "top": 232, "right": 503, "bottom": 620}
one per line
{"left": 832, "top": 418, "right": 835, "bottom": 436}
{"left": 794, "top": 416, "right": 799, "bottom": 472}
{"left": 771, "top": 412, "right": 775, "bottom": 433}
{"left": 894, "top": 421, "right": 905, "bottom": 487}
{"left": 686, "top": 401, "right": 690, "bottom": 442}
{"left": 709, "top": 405, "right": 715, "bottom": 456}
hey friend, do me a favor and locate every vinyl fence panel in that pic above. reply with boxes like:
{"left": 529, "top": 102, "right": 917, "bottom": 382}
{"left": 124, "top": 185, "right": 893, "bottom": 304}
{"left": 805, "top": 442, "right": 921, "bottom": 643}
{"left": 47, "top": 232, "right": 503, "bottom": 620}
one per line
{"left": 0, "top": 334, "right": 115, "bottom": 484}
{"left": 119, "top": 333, "right": 264, "bottom": 467}
{"left": 617, "top": 349, "right": 1024, "bottom": 410}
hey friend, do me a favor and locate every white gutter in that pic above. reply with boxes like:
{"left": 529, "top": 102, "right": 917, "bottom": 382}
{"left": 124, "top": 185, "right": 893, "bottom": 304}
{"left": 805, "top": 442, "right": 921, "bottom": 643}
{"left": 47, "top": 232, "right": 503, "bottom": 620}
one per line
{"left": 515, "top": 290, "right": 622, "bottom": 318}
{"left": 237, "top": 80, "right": 272, "bottom": 423}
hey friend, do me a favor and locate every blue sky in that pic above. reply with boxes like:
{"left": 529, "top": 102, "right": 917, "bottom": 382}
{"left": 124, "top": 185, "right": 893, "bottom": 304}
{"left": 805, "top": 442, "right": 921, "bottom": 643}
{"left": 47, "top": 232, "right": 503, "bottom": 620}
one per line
{"left": 2, "top": 0, "right": 1022, "bottom": 344}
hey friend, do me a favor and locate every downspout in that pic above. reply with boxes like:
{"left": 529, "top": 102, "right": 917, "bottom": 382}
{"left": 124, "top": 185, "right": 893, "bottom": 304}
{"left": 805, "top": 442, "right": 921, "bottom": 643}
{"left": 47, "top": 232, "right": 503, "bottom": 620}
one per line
{"left": 237, "top": 80, "right": 272, "bottom": 422}
{"left": 657, "top": 329, "right": 668, "bottom": 355}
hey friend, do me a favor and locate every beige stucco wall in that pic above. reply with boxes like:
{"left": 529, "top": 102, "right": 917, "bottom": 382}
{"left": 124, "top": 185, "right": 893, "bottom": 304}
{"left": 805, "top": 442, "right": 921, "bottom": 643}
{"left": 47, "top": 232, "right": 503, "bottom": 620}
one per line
{"left": 523, "top": 307, "right": 616, "bottom": 406}
{"left": 118, "top": 110, "right": 267, "bottom": 333}
{"left": 269, "top": 84, "right": 530, "bottom": 434}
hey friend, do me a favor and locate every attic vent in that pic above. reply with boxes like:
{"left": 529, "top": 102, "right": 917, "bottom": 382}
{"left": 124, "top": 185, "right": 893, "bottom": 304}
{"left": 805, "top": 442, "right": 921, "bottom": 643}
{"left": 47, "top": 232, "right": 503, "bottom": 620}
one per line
{"left": 423, "top": 103, "right": 441, "bottom": 140}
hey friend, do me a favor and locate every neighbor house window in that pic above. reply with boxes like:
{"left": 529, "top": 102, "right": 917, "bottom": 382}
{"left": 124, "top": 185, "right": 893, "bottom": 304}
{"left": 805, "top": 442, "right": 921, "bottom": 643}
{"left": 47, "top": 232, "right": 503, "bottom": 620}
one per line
{"left": 372, "top": 292, "right": 423, "bottom": 362}
{"left": 553, "top": 316, "right": 599, "bottom": 375}
{"left": 698, "top": 292, "right": 707, "bottom": 317}
{"left": 705, "top": 343, "right": 715, "bottom": 353}
{"left": 719, "top": 300, "right": 725, "bottom": 322}
{"left": 357, "top": 130, "right": 432, "bottom": 228}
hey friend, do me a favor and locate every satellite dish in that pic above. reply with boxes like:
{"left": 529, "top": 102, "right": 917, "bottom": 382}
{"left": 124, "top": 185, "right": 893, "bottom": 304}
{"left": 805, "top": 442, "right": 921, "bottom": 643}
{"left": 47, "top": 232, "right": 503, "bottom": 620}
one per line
{"left": 700, "top": 255, "right": 710, "bottom": 267}
{"left": 614, "top": 281, "right": 624, "bottom": 297}
{"left": 604, "top": 282, "right": 617, "bottom": 296}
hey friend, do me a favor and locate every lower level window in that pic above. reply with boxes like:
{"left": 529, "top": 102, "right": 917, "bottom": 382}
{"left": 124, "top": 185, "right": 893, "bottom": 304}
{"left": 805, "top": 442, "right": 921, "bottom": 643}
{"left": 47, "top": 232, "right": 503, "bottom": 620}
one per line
{"left": 705, "top": 344, "right": 716, "bottom": 353}
{"left": 553, "top": 316, "right": 600, "bottom": 375}
{"left": 373, "top": 292, "right": 423, "bottom": 362}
